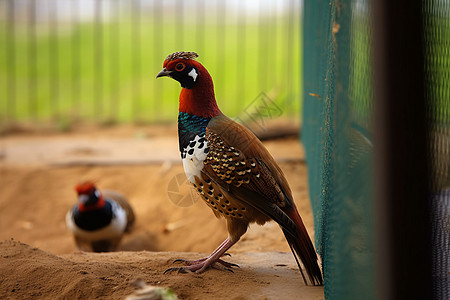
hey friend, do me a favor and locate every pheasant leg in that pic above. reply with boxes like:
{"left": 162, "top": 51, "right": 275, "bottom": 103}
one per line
{"left": 164, "top": 238, "right": 238, "bottom": 274}
{"left": 172, "top": 239, "right": 229, "bottom": 264}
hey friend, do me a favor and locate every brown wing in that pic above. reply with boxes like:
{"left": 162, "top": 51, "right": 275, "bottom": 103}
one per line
{"left": 202, "top": 114, "right": 299, "bottom": 237}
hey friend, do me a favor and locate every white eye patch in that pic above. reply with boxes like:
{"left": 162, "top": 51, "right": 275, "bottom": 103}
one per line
{"left": 188, "top": 68, "right": 198, "bottom": 82}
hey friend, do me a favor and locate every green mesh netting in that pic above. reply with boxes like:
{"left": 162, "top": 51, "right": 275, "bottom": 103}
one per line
{"left": 302, "top": 0, "right": 374, "bottom": 298}
{"left": 302, "top": 0, "right": 449, "bottom": 299}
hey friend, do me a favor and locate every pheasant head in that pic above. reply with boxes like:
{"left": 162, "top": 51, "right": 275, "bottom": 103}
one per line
{"left": 156, "top": 51, "right": 221, "bottom": 118}
{"left": 75, "top": 181, "right": 105, "bottom": 212}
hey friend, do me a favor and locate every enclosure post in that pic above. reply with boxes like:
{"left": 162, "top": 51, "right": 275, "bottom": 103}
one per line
{"left": 373, "top": 1, "right": 432, "bottom": 299}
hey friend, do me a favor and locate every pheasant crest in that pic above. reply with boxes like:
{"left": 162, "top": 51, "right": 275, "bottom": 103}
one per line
{"left": 165, "top": 51, "right": 199, "bottom": 62}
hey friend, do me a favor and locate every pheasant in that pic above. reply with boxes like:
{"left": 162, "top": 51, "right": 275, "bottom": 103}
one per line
{"left": 156, "top": 51, "right": 323, "bottom": 285}
{"left": 66, "top": 182, "right": 135, "bottom": 252}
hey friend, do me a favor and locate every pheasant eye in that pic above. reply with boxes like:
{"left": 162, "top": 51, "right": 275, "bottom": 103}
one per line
{"left": 175, "top": 63, "right": 185, "bottom": 71}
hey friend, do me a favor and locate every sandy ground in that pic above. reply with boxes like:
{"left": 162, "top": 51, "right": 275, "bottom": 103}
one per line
{"left": 0, "top": 124, "right": 324, "bottom": 299}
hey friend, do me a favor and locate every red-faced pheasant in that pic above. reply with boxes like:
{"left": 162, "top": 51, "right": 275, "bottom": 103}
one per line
{"left": 157, "top": 51, "right": 323, "bottom": 285}
{"left": 66, "top": 182, "right": 135, "bottom": 252}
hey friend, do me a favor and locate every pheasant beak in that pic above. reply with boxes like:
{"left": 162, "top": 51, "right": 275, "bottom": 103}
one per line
{"left": 156, "top": 68, "right": 172, "bottom": 79}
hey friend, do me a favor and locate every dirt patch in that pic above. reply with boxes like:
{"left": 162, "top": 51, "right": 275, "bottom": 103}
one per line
{"left": 0, "top": 125, "right": 323, "bottom": 299}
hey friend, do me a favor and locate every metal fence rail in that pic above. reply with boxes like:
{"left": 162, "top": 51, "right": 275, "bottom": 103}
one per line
{"left": 0, "top": 0, "right": 301, "bottom": 127}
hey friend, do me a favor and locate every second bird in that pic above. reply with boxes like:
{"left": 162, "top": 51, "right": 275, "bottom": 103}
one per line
{"left": 66, "top": 182, "right": 135, "bottom": 252}
{"left": 157, "top": 52, "right": 323, "bottom": 285}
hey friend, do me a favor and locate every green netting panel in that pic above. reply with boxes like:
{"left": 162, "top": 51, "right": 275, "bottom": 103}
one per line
{"left": 303, "top": 0, "right": 375, "bottom": 298}
{"left": 303, "top": 0, "right": 449, "bottom": 299}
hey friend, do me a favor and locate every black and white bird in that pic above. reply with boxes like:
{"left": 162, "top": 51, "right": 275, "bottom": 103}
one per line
{"left": 66, "top": 182, "right": 135, "bottom": 252}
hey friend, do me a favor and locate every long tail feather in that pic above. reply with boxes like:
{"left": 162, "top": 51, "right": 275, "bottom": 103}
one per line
{"left": 282, "top": 208, "right": 323, "bottom": 286}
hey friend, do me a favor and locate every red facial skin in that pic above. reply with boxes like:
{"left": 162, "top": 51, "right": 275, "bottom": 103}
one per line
{"left": 164, "top": 58, "right": 221, "bottom": 118}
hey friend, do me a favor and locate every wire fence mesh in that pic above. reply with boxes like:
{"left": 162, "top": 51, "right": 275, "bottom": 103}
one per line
{"left": 0, "top": 0, "right": 302, "bottom": 128}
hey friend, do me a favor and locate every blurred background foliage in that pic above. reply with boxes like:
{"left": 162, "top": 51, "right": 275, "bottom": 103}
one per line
{"left": 0, "top": 0, "right": 302, "bottom": 129}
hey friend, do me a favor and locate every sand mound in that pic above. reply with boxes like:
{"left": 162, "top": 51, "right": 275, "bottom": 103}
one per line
{"left": 0, "top": 239, "right": 323, "bottom": 299}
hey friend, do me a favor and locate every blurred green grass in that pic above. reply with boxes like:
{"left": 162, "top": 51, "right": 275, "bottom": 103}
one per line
{"left": 0, "top": 13, "right": 302, "bottom": 126}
